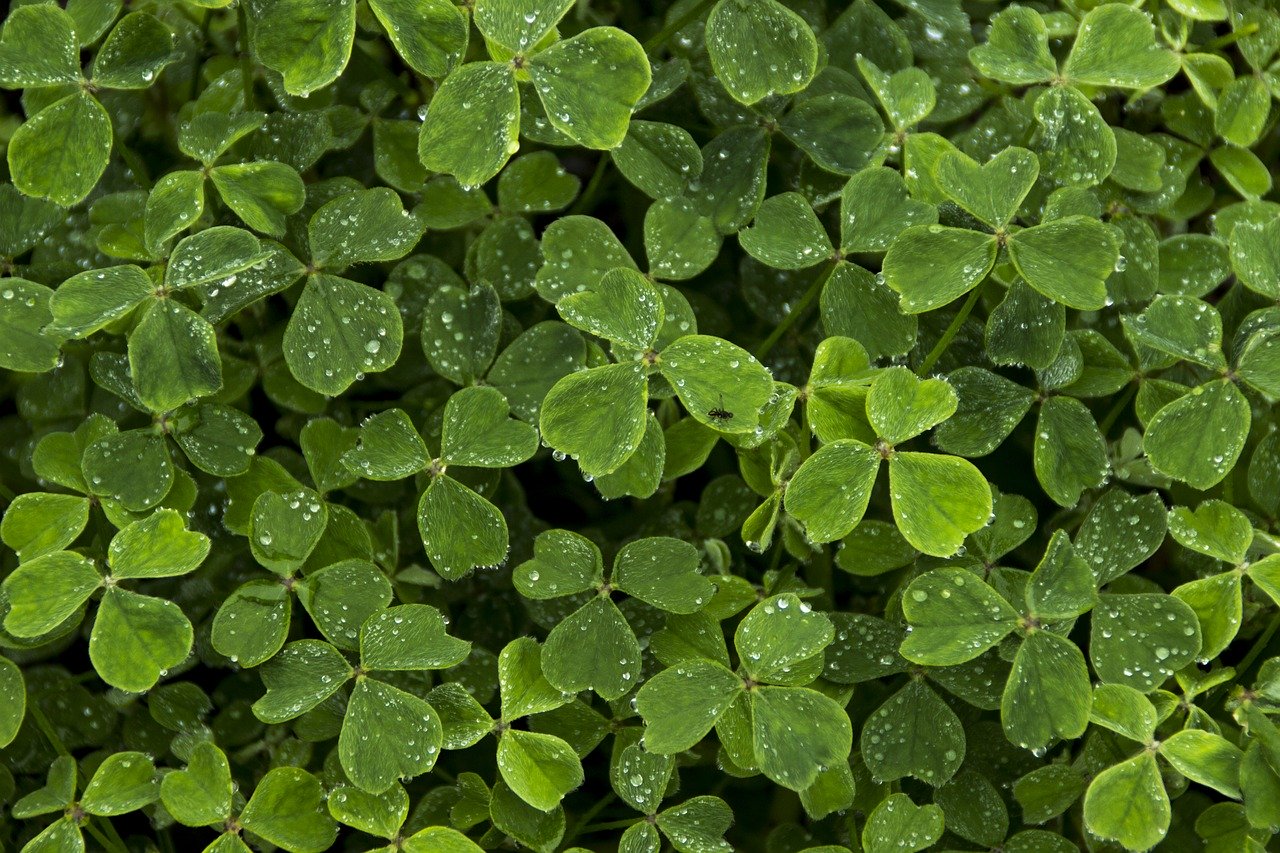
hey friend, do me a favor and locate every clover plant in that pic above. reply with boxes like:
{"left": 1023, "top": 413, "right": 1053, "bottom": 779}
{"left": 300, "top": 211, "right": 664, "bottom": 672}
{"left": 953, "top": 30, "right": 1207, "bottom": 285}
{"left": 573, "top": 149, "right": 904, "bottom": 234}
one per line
{"left": 3, "top": 0, "right": 1280, "bottom": 851}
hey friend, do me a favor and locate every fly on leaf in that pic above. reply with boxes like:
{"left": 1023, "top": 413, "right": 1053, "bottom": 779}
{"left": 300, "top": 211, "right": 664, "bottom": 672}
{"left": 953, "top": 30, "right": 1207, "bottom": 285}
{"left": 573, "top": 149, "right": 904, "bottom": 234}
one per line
{"left": 708, "top": 395, "right": 734, "bottom": 423}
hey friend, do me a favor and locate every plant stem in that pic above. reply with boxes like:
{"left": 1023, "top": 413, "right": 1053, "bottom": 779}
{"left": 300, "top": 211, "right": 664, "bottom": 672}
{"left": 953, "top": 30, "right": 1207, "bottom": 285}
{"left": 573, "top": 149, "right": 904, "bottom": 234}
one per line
{"left": 30, "top": 705, "right": 69, "bottom": 756}
{"left": 916, "top": 285, "right": 981, "bottom": 376}
{"left": 238, "top": 3, "right": 255, "bottom": 108}
{"left": 580, "top": 817, "right": 642, "bottom": 833}
{"left": 115, "top": 127, "right": 153, "bottom": 189}
{"left": 30, "top": 707, "right": 130, "bottom": 853}
{"left": 569, "top": 152, "right": 610, "bottom": 216}
{"left": 565, "top": 792, "right": 618, "bottom": 841}
{"left": 84, "top": 822, "right": 122, "bottom": 853}
{"left": 810, "top": 546, "right": 834, "bottom": 610}
{"left": 1207, "top": 611, "right": 1280, "bottom": 707}
{"left": 97, "top": 819, "right": 131, "bottom": 853}
{"left": 767, "top": 534, "right": 785, "bottom": 574}
{"left": 1236, "top": 612, "right": 1280, "bottom": 683}
{"left": 755, "top": 261, "right": 838, "bottom": 361}
{"left": 643, "top": 0, "right": 718, "bottom": 54}
{"left": 1098, "top": 383, "right": 1137, "bottom": 436}
{"left": 188, "top": 10, "right": 213, "bottom": 101}
{"left": 799, "top": 395, "right": 812, "bottom": 460}
{"left": 1203, "top": 23, "right": 1259, "bottom": 51}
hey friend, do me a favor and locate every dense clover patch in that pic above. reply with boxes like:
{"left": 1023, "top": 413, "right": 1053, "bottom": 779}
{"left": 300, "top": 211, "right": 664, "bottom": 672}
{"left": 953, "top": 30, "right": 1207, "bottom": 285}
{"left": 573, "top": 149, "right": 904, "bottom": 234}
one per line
{"left": 4, "top": 0, "right": 1280, "bottom": 851}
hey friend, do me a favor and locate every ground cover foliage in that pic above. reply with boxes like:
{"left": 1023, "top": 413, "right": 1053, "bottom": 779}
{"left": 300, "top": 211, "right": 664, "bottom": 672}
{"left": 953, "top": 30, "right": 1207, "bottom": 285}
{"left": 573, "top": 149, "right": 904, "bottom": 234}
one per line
{"left": 1, "top": 0, "right": 1280, "bottom": 850}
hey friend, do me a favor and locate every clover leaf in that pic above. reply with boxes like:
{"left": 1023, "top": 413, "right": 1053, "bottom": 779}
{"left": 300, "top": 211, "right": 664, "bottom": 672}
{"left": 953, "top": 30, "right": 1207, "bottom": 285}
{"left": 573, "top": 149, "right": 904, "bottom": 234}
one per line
{"left": 253, "top": 604, "right": 467, "bottom": 793}
{"left": 787, "top": 365, "right": 990, "bottom": 556}
{"left": 1062, "top": 5, "right": 1180, "bottom": 90}
{"left": 2, "top": 2, "right": 1280, "bottom": 851}
{"left": 0, "top": 6, "right": 174, "bottom": 205}
{"left": 514, "top": 531, "right": 712, "bottom": 699}
{"left": 1, "top": 509, "right": 207, "bottom": 692}
{"left": 638, "top": 594, "right": 849, "bottom": 792}
{"left": 705, "top": 0, "right": 817, "bottom": 105}
{"left": 419, "top": 5, "right": 650, "bottom": 187}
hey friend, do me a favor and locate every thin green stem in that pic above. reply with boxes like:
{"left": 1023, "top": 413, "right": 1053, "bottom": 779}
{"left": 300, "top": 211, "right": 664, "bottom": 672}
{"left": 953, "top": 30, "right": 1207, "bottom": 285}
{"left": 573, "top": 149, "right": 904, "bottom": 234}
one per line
{"left": 1202, "top": 22, "right": 1259, "bottom": 52}
{"left": 568, "top": 152, "right": 610, "bottom": 216}
{"left": 643, "top": 0, "right": 718, "bottom": 54}
{"left": 565, "top": 792, "right": 618, "bottom": 842}
{"left": 809, "top": 546, "right": 834, "bottom": 610}
{"left": 1098, "top": 382, "right": 1138, "bottom": 436}
{"left": 93, "top": 819, "right": 129, "bottom": 850}
{"left": 580, "top": 817, "right": 643, "bottom": 833}
{"left": 1237, "top": 612, "right": 1280, "bottom": 682}
{"left": 238, "top": 3, "right": 255, "bottom": 108}
{"left": 188, "top": 10, "right": 213, "bottom": 101}
{"left": 115, "top": 127, "right": 152, "bottom": 189}
{"left": 1208, "top": 611, "right": 1280, "bottom": 706}
{"left": 30, "top": 705, "right": 69, "bottom": 756}
{"left": 916, "top": 285, "right": 982, "bottom": 376}
{"left": 31, "top": 707, "right": 130, "bottom": 853}
{"left": 799, "top": 396, "right": 812, "bottom": 460}
{"left": 755, "top": 260, "right": 838, "bottom": 361}
{"left": 767, "top": 534, "right": 785, "bottom": 575}
{"left": 84, "top": 822, "right": 121, "bottom": 853}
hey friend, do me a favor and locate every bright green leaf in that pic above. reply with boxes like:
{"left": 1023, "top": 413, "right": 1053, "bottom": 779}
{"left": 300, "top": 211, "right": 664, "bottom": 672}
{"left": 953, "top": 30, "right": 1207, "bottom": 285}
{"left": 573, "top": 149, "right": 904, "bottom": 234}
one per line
{"left": 417, "top": 474, "right": 508, "bottom": 579}
{"left": 542, "top": 597, "right": 641, "bottom": 700}
{"left": 128, "top": 300, "right": 223, "bottom": 412}
{"left": 496, "top": 729, "right": 584, "bottom": 812}
{"left": 528, "top": 28, "right": 651, "bottom": 150}
{"left": 705, "top": 0, "right": 817, "bottom": 105}
{"left": 8, "top": 92, "right": 112, "bottom": 206}
{"left": 1090, "top": 593, "right": 1201, "bottom": 692}
{"left": 1144, "top": 379, "right": 1250, "bottom": 489}
{"left": 1082, "top": 752, "right": 1169, "bottom": 851}
{"left": 900, "top": 568, "right": 1018, "bottom": 665}
{"left": 1, "top": 551, "right": 99, "bottom": 637}
{"left": 283, "top": 275, "right": 403, "bottom": 395}
{"left": 90, "top": 587, "right": 193, "bottom": 693}
{"left": 254, "top": 0, "right": 356, "bottom": 96}
{"left": 888, "top": 452, "right": 993, "bottom": 558}
{"left": 340, "top": 678, "right": 444, "bottom": 793}
{"left": 1002, "top": 631, "right": 1091, "bottom": 752}
{"left": 418, "top": 62, "right": 519, "bottom": 187}
{"left": 240, "top": 767, "right": 338, "bottom": 853}
{"left": 1063, "top": 5, "right": 1180, "bottom": 89}
{"left": 1007, "top": 216, "right": 1119, "bottom": 310}
{"left": 882, "top": 225, "right": 996, "bottom": 314}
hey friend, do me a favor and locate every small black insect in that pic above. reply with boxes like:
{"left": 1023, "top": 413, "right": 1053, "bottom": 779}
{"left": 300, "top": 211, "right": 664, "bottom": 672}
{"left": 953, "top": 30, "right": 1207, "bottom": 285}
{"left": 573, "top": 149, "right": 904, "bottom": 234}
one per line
{"left": 707, "top": 394, "right": 734, "bottom": 422}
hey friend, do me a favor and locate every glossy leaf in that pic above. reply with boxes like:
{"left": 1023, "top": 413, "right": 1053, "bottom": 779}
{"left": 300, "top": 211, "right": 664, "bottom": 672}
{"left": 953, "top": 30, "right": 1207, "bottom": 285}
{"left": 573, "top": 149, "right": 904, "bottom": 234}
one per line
{"left": 527, "top": 28, "right": 651, "bottom": 150}
{"left": 888, "top": 452, "right": 992, "bottom": 558}
{"left": 90, "top": 588, "right": 193, "bottom": 693}
{"left": 283, "top": 275, "right": 403, "bottom": 396}
{"left": 8, "top": 93, "right": 111, "bottom": 206}
{"left": 882, "top": 225, "right": 996, "bottom": 314}
{"left": 254, "top": 0, "right": 356, "bottom": 96}
{"left": 419, "top": 62, "right": 519, "bottom": 188}
{"left": 705, "top": 0, "right": 817, "bottom": 105}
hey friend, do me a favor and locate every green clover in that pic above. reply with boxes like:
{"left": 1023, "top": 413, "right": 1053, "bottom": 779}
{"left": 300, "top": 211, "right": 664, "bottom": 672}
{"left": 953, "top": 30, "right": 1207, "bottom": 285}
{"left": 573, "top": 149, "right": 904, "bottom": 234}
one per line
{"left": 636, "top": 593, "right": 851, "bottom": 792}
{"left": 0, "top": 6, "right": 176, "bottom": 205}
{"left": 1, "top": 509, "right": 208, "bottom": 692}
{"left": 418, "top": 1, "right": 651, "bottom": 187}
{"left": 513, "top": 530, "right": 713, "bottom": 699}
